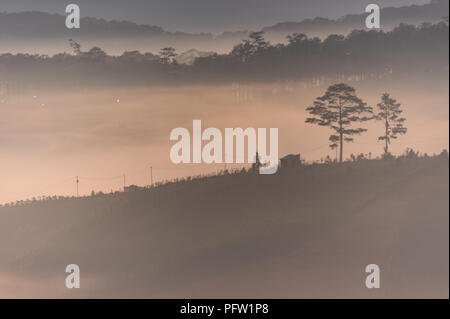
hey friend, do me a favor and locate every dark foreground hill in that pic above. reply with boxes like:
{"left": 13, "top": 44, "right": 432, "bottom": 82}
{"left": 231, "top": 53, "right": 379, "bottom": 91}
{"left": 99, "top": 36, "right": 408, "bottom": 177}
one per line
{"left": 0, "top": 153, "right": 448, "bottom": 298}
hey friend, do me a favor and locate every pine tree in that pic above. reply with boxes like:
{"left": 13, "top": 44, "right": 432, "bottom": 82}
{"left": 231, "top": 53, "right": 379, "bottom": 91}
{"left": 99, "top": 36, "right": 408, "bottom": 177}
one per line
{"left": 375, "top": 93, "right": 407, "bottom": 154}
{"left": 306, "top": 83, "right": 372, "bottom": 162}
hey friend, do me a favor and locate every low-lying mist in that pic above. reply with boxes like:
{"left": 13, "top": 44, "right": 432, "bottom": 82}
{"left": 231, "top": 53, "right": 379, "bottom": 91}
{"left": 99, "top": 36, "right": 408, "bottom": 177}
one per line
{"left": 0, "top": 77, "right": 448, "bottom": 204}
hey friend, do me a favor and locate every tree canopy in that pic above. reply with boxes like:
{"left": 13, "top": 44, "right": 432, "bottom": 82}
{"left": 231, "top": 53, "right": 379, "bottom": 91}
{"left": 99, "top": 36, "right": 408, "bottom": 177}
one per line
{"left": 306, "top": 83, "right": 373, "bottom": 162}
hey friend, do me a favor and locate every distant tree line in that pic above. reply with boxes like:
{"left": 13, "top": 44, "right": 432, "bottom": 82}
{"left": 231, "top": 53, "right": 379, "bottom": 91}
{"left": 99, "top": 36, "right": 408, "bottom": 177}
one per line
{"left": 0, "top": 22, "right": 448, "bottom": 86}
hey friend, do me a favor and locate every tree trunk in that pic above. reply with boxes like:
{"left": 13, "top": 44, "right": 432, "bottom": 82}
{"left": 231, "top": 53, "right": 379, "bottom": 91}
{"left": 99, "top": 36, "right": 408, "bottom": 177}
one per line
{"left": 385, "top": 119, "right": 389, "bottom": 154}
{"left": 339, "top": 101, "right": 343, "bottom": 162}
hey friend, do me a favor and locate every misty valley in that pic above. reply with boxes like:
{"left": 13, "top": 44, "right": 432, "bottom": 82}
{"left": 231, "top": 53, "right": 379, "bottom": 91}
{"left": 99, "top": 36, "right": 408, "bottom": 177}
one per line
{"left": 0, "top": 0, "right": 448, "bottom": 300}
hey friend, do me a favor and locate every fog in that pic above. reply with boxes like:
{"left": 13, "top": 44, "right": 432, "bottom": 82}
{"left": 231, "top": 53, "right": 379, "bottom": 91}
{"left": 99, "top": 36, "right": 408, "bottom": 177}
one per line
{"left": 0, "top": 146, "right": 447, "bottom": 298}
{"left": 0, "top": 0, "right": 448, "bottom": 301}
{"left": 1, "top": 77, "right": 448, "bottom": 204}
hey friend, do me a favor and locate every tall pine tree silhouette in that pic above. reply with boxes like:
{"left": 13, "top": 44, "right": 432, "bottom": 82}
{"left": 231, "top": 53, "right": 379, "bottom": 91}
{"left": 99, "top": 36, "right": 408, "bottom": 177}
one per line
{"left": 375, "top": 93, "right": 407, "bottom": 154}
{"left": 306, "top": 83, "right": 372, "bottom": 162}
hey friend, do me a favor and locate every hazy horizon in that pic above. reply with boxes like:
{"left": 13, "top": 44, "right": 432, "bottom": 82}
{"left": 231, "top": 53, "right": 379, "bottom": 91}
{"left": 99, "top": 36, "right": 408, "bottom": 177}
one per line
{"left": 0, "top": 0, "right": 431, "bottom": 33}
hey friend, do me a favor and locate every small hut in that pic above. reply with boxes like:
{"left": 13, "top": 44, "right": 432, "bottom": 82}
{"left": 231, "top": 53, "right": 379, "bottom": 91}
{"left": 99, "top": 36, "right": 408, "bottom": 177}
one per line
{"left": 280, "top": 154, "right": 301, "bottom": 169}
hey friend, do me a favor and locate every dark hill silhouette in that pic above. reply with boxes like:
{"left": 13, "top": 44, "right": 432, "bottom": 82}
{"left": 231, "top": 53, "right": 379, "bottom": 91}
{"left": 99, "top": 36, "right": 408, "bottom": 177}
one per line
{"left": 0, "top": 0, "right": 447, "bottom": 54}
{"left": 0, "top": 151, "right": 448, "bottom": 297}
{"left": 263, "top": 0, "right": 448, "bottom": 39}
{"left": 0, "top": 11, "right": 218, "bottom": 54}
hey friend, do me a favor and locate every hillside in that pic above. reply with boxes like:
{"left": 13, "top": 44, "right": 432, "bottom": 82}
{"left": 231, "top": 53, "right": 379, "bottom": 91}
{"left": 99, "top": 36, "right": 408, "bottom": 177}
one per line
{"left": 0, "top": 153, "right": 448, "bottom": 298}
{"left": 0, "top": 0, "right": 447, "bottom": 55}
{"left": 263, "top": 0, "right": 448, "bottom": 38}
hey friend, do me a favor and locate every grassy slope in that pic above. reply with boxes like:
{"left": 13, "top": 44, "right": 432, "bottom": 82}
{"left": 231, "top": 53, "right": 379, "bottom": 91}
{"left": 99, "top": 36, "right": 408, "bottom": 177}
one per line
{"left": 0, "top": 156, "right": 448, "bottom": 298}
